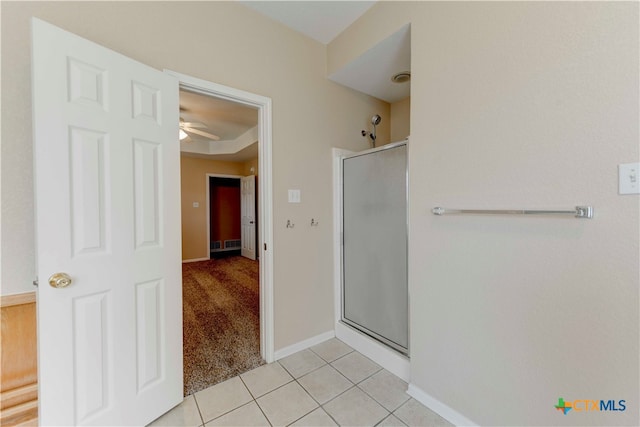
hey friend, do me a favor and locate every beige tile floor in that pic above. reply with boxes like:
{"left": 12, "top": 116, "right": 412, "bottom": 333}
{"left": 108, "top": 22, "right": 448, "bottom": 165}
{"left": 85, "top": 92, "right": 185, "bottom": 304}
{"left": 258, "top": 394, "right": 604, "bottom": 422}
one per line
{"left": 149, "top": 338, "right": 453, "bottom": 427}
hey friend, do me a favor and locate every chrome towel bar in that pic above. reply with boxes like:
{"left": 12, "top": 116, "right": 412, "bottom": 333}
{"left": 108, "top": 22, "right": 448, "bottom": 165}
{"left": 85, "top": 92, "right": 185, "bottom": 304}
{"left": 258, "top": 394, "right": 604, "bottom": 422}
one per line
{"left": 431, "top": 206, "right": 593, "bottom": 219}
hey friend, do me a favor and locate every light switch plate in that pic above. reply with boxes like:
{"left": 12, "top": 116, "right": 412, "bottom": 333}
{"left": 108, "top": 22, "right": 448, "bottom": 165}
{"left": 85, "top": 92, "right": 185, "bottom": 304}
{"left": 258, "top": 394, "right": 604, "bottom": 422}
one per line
{"left": 619, "top": 162, "right": 640, "bottom": 195}
{"left": 288, "top": 189, "right": 301, "bottom": 203}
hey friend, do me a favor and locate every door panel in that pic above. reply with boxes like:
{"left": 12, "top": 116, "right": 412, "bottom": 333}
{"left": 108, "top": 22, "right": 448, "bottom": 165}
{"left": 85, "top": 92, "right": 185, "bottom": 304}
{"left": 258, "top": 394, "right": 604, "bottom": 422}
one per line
{"left": 32, "top": 18, "right": 182, "bottom": 426}
{"left": 72, "top": 291, "right": 110, "bottom": 423}
{"left": 135, "top": 279, "right": 164, "bottom": 392}
{"left": 133, "top": 139, "right": 162, "bottom": 248}
{"left": 69, "top": 127, "right": 109, "bottom": 255}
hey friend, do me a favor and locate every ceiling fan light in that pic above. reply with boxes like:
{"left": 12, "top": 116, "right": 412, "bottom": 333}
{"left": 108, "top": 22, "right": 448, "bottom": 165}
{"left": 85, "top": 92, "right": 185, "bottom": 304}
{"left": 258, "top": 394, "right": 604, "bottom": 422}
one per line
{"left": 179, "top": 129, "right": 188, "bottom": 140}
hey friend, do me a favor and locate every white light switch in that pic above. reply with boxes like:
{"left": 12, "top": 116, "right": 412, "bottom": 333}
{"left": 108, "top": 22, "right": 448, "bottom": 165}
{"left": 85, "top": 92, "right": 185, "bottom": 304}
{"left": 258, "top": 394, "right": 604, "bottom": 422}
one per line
{"left": 193, "top": 202, "right": 199, "bottom": 208}
{"left": 619, "top": 162, "right": 640, "bottom": 195}
{"left": 288, "top": 189, "right": 301, "bottom": 203}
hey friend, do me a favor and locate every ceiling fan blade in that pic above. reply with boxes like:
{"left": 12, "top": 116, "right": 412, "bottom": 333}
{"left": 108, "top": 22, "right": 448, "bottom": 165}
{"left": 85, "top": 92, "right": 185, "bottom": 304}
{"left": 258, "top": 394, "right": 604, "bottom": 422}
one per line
{"left": 183, "top": 127, "right": 221, "bottom": 141}
{"left": 181, "top": 121, "right": 207, "bottom": 129}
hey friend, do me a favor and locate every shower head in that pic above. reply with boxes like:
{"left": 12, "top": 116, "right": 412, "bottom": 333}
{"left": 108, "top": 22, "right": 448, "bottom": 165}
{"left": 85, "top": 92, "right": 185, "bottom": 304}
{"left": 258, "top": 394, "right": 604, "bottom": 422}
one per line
{"left": 371, "top": 115, "right": 382, "bottom": 126}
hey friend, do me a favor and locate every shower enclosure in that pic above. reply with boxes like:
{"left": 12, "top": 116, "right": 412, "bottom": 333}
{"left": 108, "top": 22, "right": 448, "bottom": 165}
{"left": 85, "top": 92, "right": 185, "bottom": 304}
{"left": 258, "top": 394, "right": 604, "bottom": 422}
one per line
{"left": 341, "top": 141, "right": 408, "bottom": 355}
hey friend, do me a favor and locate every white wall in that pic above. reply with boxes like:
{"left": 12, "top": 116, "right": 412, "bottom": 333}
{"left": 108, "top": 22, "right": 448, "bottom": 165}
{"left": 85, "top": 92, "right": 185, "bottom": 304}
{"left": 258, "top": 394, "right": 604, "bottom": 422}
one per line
{"left": 330, "top": 2, "right": 638, "bottom": 426}
{"left": 0, "top": 1, "right": 389, "bottom": 350}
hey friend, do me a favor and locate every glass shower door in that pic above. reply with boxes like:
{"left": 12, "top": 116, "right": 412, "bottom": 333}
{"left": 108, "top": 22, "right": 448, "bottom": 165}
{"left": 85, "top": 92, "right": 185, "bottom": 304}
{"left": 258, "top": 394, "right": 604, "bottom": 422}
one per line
{"left": 342, "top": 142, "right": 408, "bottom": 354}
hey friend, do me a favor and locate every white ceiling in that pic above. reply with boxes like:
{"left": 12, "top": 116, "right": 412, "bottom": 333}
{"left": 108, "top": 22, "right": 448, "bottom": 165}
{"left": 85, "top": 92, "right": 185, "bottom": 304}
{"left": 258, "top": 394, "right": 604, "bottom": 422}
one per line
{"left": 180, "top": 89, "right": 257, "bottom": 141}
{"left": 179, "top": 89, "right": 258, "bottom": 162}
{"left": 241, "top": 1, "right": 410, "bottom": 104}
{"left": 241, "top": 1, "right": 376, "bottom": 45}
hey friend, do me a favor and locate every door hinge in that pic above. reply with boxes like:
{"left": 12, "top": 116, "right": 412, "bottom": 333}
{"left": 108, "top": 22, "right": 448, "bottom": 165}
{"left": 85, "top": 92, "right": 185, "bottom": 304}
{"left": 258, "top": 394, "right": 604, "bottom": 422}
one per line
{"left": 33, "top": 277, "right": 39, "bottom": 287}
{"left": 264, "top": 243, "right": 267, "bottom": 251}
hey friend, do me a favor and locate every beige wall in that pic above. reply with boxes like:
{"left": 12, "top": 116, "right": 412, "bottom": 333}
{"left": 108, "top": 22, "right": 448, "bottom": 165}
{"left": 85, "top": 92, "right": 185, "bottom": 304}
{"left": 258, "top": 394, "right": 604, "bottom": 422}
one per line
{"left": 180, "top": 156, "right": 244, "bottom": 261}
{"left": 331, "top": 2, "right": 638, "bottom": 425}
{"left": 0, "top": 2, "right": 389, "bottom": 351}
{"left": 390, "top": 96, "right": 410, "bottom": 142}
{"left": 243, "top": 157, "right": 259, "bottom": 177}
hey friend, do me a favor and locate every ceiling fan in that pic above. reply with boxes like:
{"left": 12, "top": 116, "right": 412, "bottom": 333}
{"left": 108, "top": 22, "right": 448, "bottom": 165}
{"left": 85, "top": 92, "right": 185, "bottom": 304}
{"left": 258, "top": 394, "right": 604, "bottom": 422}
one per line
{"left": 179, "top": 118, "right": 220, "bottom": 141}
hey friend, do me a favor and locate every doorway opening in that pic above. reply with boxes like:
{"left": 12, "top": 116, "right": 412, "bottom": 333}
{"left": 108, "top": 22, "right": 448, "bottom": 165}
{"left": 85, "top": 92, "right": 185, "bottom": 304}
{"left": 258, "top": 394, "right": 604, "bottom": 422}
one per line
{"left": 207, "top": 175, "right": 258, "bottom": 261}
{"left": 209, "top": 176, "right": 243, "bottom": 258}
{"left": 167, "top": 70, "right": 274, "bottom": 396}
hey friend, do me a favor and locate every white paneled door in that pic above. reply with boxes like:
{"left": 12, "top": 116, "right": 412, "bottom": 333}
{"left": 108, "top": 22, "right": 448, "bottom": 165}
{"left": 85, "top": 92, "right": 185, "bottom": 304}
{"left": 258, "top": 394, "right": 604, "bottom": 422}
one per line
{"left": 241, "top": 175, "right": 257, "bottom": 260}
{"left": 32, "top": 18, "right": 182, "bottom": 426}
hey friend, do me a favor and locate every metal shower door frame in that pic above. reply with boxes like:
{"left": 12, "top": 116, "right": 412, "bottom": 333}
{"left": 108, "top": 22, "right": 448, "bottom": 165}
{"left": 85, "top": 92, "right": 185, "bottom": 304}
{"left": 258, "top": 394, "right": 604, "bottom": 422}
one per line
{"left": 340, "top": 140, "right": 409, "bottom": 355}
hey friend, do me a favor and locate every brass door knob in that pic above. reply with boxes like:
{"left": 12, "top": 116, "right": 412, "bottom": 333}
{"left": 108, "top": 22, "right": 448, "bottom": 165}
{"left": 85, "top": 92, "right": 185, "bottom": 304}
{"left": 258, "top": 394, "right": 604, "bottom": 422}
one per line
{"left": 49, "top": 272, "right": 72, "bottom": 288}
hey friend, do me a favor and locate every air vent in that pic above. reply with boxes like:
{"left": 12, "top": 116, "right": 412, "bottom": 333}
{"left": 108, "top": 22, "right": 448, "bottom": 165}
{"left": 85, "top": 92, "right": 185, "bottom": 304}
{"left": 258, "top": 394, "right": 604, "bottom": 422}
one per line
{"left": 224, "top": 239, "right": 241, "bottom": 249}
{"left": 391, "top": 71, "right": 411, "bottom": 83}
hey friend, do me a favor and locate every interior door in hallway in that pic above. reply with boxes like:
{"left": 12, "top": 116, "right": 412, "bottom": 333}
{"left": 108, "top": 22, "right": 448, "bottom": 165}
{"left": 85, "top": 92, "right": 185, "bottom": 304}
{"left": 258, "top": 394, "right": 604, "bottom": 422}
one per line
{"left": 241, "top": 175, "right": 257, "bottom": 260}
{"left": 32, "top": 18, "right": 183, "bottom": 426}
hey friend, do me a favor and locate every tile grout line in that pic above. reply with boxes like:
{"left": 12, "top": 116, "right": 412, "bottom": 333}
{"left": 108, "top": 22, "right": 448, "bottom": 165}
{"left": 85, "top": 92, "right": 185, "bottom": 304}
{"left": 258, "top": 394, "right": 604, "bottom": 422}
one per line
{"left": 352, "top": 368, "right": 414, "bottom": 422}
{"left": 308, "top": 343, "right": 355, "bottom": 364}
{"left": 289, "top": 348, "right": 395, "bottom": 425}
{"left": 264, "top": 360, "right": 322, "bottom": 426}
{"left": 312, "top": 362, "right": 402, "bottom": 427}
{"left": 285, "top": 358, "right": 355, "bottom": 427}
{"left": 278, "top": 353, "right": 329, "bottom": 380}
{"left": 190, "top": 393, "right": 206, "bottom": 426}
{"left": 374, "top": 411, "right": 409, "bottom": 427}
{"left": 355, "top": 380, "right": 411, "bottom": 418}
{"left": 201, "top": 375, "right": 273, "bottom": 426}
{"left": 314, "top": 384, "right": 350, "bottom": 427}
{"left": 319, "top": 384, "right": 390, "bottom": 427}
{"left": 278, "top": 356, "right": 327, "bottom": 380}
{"left": 293, "top": 379, "right": 350, "bottom": 427}
{"left": 284, "top": 405, "right": 320, "bottom": 426}
{"left": 237, "top": 374, "right": 274, "bottom": 426}
{"left": 246, "top": 365, "right": 308, "bottom": 425}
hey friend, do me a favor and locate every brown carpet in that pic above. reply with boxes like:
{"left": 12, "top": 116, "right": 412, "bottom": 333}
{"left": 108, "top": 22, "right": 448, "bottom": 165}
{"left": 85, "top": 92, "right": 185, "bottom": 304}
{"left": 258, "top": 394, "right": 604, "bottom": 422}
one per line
{"left": 182, "top": 256, "right": 264, "bottom": 396}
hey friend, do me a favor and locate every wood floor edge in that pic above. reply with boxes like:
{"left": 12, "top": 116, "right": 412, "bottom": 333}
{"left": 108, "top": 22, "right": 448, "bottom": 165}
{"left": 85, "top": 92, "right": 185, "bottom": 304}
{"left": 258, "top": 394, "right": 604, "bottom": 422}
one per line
{"left": 0, "top": 292, "right": 36, "bottom": 308}
{"left": 1, "top": 383, "right": 38, "bottom": 410}
{"left": 0, "top": 399, "right": 38, "bottom": 426}
{"left": 12, "top": 416, "right": 38, "bottom": 427}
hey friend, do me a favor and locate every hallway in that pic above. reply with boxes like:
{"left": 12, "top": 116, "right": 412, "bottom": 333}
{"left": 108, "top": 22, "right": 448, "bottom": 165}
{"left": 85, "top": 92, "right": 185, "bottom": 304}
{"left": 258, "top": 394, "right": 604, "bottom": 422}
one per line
{"left": 183, "top": 257, "right": 264, "bottom": 396}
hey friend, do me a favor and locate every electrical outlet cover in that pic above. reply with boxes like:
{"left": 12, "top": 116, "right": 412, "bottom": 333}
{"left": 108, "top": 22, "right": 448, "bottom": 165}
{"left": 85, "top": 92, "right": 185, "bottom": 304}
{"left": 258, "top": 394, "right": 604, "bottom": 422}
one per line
{"left": 619, "top": 162, "right": 640, "bottom": 195}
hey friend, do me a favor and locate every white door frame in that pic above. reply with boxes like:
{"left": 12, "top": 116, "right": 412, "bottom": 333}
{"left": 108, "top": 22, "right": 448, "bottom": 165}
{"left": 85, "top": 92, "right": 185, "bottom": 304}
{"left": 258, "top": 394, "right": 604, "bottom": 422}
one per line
{"left": 166, "top": 70, "right": 274, "bottom": 363}
{"left": 205, "top": 173, "right": 242, "bottom": 256}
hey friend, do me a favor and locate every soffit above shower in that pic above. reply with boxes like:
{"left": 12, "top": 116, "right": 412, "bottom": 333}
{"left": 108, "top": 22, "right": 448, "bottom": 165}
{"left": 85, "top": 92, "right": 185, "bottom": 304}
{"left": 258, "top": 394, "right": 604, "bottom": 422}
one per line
{"left": 328, "top": 25, "right": 410, "bottom": 104}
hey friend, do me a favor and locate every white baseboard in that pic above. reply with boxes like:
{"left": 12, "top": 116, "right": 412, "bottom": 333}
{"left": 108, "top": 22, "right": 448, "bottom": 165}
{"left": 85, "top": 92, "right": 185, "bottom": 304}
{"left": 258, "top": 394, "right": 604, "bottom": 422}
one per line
{"left": 407, "top": 383, "right": 478, "bottom": 427}
{"left": 274, "top": 330, "right": 335, "bottom": 360}
{"left": 335, "top": 322, "right": 410, "bottom": 382}
{"left": 182, "top": 257, "right": 209, "bottom": 263}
